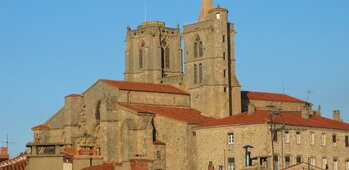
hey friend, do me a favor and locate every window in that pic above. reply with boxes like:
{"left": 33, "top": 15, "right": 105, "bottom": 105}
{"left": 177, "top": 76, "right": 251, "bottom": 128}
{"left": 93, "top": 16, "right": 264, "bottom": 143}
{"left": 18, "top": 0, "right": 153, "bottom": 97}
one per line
{"left": 346, "top": 160, "right": 349, "bottom": 170}
{"left": 228, "top": 133, "right": 234, "bottom": 144}
{"left": 223, "top": 52, "right": 226, "bottom": 60}
{"left": 165, "top": 47, "right": 170, "bottom": 69}
{"left": 227, "top": 157, "right": 235, "bottom": 170}
{"left": 322, "top": 158, "right": 327, "bottom": 170}
{"left": 95, "top": 100, "right": 101, "bottom": 121}
{"left": 296, "top": 132, "right": 301, "bottom": 144}
{"left": 346, "top": 136, "right": 349, "bottom": 147}
{"left": 284, "top": 156, "right": 291, "bottom": 168}
{"left": 333, "top": 134, "right": 337, "bottom": 146}
{"left": 223, "top": 69, "right": 226, "bottom": 78}
{"left": 223, "top": 35, "right": 225, "bottom": 43}
{"left": 296, "top": 155, "right": 302, "bottom": 164}
{"left": 194, "top": 36, "right": 203, "bottom": 58}
{"left": 216, "top": 13, "right": 221, "bottom": 20}
{"left": 333, "top": 159, "right": 338, "bottom": 170}
{"left": 310, "top": 133, "right": 315, "bottom": 145}
{"left": 309, "top": 157, "right": 316, "bottom": 166}
{"left": 194, "top": 43, "right": 198, "bottom": 58}
{"left": 139, "top": 49, "right": 143, "bottom": 69}
{"left": 194, "top": 64, "right": 198, "bottom": 84}
{"left": 199, "top": 41, "right": 203, "bottom": 57}
{"left": 273, "top": 156, "right": 279, "bottom": 170}
{"left": 37, "top": 146, "right": 55, "bottom": 155}
{"left": 321, "top": 134, "right": 326, "bottom": 146}
{"left": 285, "top": 131, "right": 290, "bottom": 144}
{"left": 199, "top": 63, "right": 203, "bottom": 83}
{"left": 273, "top": 131, "right": 278, "bottom": 142}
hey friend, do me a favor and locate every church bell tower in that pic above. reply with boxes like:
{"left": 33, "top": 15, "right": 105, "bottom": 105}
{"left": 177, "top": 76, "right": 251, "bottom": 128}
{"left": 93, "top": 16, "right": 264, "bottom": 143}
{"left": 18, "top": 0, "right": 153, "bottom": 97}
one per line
{"left": 183, "top": 0, "right": 242, "bottom": 118}
{"left": 124, "top": 22, "right": 183, "bottom": 84}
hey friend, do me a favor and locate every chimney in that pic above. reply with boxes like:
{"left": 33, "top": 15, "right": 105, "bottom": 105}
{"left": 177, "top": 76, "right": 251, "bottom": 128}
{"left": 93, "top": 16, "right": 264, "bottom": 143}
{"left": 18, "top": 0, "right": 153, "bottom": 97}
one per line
{"left": 0, "top": 147, "right": 8, "bottom": 154}
{"left": 301, "top": 104, "right": 313, "bottom": 119}
{"left": 333, "top": 110, "right": 341, "bottom": 121}
{"left": 248, "top": 103, "right": 256, "bottom": 115}
{"left": 315, "top": 105, "right": 322, "bottom": 116}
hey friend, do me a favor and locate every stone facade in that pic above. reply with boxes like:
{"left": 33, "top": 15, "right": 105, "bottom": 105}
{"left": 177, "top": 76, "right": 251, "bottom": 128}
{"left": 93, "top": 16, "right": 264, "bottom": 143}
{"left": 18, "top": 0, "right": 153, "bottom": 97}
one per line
{"left": 25, "top": 1, "right": 349, "bottom": 170}
{"left": 195, "top": 123, "right": 349, "bottom": 170}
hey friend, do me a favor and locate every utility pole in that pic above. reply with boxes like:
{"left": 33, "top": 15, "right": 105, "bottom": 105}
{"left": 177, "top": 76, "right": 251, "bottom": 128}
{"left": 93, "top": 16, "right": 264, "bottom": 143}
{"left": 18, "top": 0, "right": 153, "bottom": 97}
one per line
{"left": 267, "top": 105, "right": 279, "bottom": 170}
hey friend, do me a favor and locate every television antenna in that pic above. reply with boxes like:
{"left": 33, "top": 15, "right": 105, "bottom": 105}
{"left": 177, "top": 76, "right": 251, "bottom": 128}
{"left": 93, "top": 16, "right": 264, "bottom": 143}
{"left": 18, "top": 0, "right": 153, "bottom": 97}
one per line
{"left": 306, "top": 89, "right": 314, "bottom": 102}
{"left": 1, "top": 134, "right": 15, "bottom": 148}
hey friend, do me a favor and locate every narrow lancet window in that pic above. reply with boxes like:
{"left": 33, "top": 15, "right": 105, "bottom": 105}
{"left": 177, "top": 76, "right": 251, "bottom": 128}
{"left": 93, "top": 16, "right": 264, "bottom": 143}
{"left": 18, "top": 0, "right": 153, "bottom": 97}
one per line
{"left": 194, "top": 64, "right": 198, "bottom": 84}
{"left": 199, "top": 63, "right": 203, "bottom": 83}
{"left": 165, "top": 47, "right": 170, "bottom": 68}
{"left": 199, "top": 41, "right": 203, "bottom": 57}
{"left": 194, "top": 43, "right": 198, "bottom": 58}
{"left": 139, "top": 49, "right": 143, "bottom": 69}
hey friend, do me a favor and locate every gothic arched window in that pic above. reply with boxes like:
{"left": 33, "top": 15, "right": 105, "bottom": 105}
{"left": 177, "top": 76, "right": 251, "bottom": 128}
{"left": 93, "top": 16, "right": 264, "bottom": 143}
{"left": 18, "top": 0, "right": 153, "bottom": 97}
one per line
{"left": 194, "top": 35, "right": 203, "bottom": 58}
{"left": 165, "top": 47, "right": 170, "bottom": 69}
{"left": 194, "top": 42, "right": 198, "bottom": 58}
{"left": 199, "top": 63, "right": 203, "bottom": 83}
{"left": 194, "top": 64, "right": 198, "bottom": 84}
{"left": 199, "top": 41, "right": 203, "bottom": 57}
{"left": 95, "top": 100, "right": 101, "bottom": 121}
{"left": 139, "top": 41, "right": 145, "bottom": 69}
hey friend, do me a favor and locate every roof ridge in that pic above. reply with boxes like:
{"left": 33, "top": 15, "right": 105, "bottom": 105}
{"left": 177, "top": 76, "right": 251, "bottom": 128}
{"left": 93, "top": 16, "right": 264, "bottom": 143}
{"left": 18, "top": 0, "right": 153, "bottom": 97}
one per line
{"left": 100, "top": 79, "right": 189, "bottom": 95}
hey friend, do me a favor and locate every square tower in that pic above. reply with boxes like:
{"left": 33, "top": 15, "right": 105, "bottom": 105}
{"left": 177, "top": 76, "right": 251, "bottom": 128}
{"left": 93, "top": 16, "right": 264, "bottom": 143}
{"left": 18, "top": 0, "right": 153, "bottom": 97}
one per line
{"left": 183, "top": 4, "right": 241, "bottom": 118}
{"left": 124, "top": 21, "right": 183, "bottom": 84}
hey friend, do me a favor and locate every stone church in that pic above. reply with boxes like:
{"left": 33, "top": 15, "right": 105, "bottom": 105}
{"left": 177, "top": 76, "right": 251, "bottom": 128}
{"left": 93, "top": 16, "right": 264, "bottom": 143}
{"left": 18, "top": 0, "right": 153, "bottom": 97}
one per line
{"left": 22, "top": 0, "right": 349, "bottom": 170}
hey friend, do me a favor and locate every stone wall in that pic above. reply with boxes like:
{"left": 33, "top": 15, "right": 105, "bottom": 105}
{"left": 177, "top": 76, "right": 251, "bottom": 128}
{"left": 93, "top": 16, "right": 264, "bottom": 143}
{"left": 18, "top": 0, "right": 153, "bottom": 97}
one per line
{"left": 118, "top": 90, "right": 190, "bottom": 107}
{"left": 195, "top": 123, "right": 349, "bottom": 170}
{"left": 154, "top": 115, "right": 192, "bottom": 170}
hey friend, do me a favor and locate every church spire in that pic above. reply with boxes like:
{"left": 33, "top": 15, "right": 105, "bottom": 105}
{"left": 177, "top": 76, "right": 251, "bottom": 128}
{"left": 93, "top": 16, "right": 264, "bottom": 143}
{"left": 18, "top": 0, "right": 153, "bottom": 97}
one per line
{"left": 199, "top": 0, "right": 215, "bottom": 22}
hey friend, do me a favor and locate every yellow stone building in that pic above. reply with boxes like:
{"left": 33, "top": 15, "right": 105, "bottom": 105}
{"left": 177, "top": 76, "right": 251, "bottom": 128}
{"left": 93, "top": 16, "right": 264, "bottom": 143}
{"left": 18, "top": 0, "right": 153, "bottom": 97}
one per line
{"left": 21, "top": 0, "right": 349, "bottom": 170}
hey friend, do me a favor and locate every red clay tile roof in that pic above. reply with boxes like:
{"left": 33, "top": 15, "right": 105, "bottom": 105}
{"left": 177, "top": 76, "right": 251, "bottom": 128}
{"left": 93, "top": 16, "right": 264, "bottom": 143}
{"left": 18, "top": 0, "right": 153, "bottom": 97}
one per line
{"left": 198, "top": 110, "right": 349, "bottom": 130}
{"left": 118, "top": 103, "right": 214, "bottom": 124}
{"left": 0, "top": 155, "right": 27, "bottom": 170}
{"left": 31, "top": 124, "right": 50, "bottom": 131}
{"left": 81, "top": 162, "right": 122, "bottom": 170}
{"left": 242, "top": 91, "right": 305, "bottom": 103}
{"left": 101, "top": 79, "right": 188, "bottom": 95}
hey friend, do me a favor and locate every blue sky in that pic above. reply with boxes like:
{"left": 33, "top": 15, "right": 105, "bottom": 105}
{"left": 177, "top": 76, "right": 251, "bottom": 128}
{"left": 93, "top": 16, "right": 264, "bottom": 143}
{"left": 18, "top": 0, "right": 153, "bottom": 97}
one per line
{"left": 0, "top": 0, "right": 348, "bottom": 157}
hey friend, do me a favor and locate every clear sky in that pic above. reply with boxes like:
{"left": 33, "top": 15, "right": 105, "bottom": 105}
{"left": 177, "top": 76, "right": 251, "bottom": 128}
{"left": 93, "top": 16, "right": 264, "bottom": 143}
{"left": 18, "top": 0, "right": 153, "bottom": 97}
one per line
{"left": 0, "top": 0, "right": 348, "bottom": 157}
